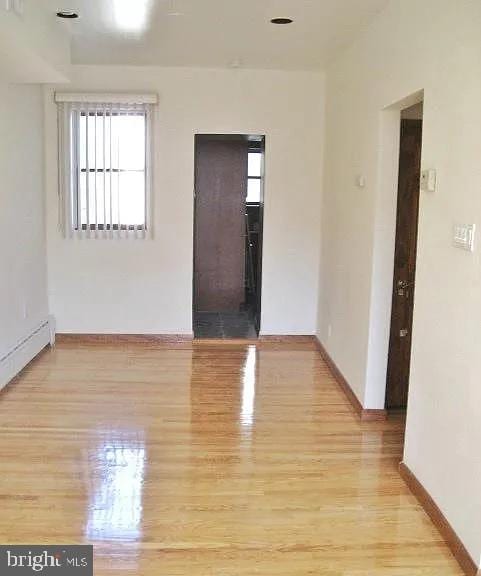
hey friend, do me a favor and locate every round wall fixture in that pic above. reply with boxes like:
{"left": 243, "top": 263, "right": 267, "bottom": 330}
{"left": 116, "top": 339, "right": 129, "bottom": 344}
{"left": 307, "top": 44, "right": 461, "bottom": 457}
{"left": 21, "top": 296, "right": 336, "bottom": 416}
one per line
{"left": 270, "top": 17, "right": 293, "bottom": 24}
{"left": 56, "top": 10, "right": 79, "bottom": 19}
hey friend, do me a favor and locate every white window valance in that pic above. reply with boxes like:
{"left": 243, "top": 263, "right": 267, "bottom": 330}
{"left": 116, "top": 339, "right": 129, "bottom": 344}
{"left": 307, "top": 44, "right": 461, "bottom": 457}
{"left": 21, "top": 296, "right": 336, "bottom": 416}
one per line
{"left": 55, "top": 92, "right": 158, "bottom": 105}
{"left": 56, "top": 95, "right": 155, "bottom": 240}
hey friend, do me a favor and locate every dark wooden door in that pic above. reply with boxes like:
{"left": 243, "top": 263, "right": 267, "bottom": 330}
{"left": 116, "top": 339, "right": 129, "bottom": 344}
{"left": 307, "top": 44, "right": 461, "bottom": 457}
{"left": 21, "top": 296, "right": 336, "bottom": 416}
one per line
{"left": 194, "top": 137, "right": 248, "bottom": 312}
{"left": 386, "top": 119, "right": 423, "bottom": 409}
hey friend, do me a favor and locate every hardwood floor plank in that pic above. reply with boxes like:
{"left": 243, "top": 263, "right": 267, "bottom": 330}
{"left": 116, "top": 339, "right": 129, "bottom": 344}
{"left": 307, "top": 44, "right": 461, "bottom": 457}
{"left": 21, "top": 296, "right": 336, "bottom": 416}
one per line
{"left": 0, "top": 343, "right": 463, "bottom": 574}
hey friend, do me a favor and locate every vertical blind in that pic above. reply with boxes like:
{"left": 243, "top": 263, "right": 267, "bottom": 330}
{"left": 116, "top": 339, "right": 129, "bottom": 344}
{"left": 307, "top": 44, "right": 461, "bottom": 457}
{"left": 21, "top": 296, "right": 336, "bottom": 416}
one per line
{"left": 56, "top": 93, "right": 156, "bottom": 239}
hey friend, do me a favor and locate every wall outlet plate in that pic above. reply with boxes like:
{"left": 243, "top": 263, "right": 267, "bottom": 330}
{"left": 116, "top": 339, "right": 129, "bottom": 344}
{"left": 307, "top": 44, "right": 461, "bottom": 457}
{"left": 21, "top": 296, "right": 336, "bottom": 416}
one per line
{"left": 356, "top": 175, "right": 366, "bottom": 188}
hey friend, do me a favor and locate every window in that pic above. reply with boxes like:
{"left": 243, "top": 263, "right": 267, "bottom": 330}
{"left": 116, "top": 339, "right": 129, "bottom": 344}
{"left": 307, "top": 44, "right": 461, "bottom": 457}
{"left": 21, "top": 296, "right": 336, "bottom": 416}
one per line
{"left": 247, "top": 151, "right": 262, "bottom": 203}
{"left": 56, "top": 94, "right": 156, "bottom": 239}
{"left": 78, "top": 111, "right": 146, "bottom": 230}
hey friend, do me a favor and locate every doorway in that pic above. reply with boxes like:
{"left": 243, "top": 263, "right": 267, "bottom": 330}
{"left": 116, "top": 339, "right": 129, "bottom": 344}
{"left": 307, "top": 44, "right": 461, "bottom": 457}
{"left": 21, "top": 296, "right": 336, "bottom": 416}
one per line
{"left": 385, "top": 103, "right": 423, "bottom": 409}
{"left": 193, "top": 134, "right": 265, "bottom": 339}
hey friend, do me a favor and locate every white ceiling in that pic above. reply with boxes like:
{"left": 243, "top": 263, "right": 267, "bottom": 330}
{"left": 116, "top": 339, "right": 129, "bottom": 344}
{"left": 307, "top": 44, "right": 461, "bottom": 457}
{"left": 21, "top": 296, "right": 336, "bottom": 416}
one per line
{"left": 51, "top": 0, "right": 388, "bottom": 69}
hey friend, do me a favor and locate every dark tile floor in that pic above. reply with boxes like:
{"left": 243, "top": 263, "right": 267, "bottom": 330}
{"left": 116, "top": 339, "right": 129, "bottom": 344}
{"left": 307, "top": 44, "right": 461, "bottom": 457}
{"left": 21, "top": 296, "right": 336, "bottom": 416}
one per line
{"left": 194, "top": 311, "right": 258, "bottom": 339}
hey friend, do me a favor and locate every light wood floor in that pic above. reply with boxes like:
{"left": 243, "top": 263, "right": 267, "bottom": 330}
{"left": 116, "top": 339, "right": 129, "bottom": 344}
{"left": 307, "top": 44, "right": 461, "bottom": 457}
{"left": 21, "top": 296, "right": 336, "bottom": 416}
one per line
{"left": 0, "top": 341, "right": 462, "bottom": 575}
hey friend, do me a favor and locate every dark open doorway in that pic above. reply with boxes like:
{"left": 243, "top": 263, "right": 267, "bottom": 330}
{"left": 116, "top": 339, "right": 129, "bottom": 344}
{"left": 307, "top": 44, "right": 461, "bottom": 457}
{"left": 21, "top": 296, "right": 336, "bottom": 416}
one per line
{"left": 385, "top": 103, "right": 423, "bottom": 409}
{"left": 193, "top": 134, "right": 265, "bottom": 339}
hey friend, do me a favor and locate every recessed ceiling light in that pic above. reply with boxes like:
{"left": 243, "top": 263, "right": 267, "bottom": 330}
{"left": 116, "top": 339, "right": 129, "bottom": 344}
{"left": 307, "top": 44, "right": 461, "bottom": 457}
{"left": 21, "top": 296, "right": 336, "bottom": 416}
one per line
{"left": 113, "top": 0, "right": 152, "bottom": 33}
{"left": 270, "top": 17, "right": 293, "bottom": 25}
{"left": 56, "top": 10, "right": 79, "bottom": 19}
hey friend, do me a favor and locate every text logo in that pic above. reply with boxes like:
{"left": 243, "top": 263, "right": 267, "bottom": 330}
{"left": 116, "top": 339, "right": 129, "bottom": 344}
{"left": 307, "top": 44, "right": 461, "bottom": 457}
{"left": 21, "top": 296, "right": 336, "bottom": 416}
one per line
{"left": 0, "top": 546, "right": 93, "bottom": 575}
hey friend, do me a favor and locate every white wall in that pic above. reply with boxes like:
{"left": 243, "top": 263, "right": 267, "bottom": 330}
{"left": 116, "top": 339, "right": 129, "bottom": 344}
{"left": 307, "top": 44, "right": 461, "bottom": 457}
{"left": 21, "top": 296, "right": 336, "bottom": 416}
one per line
{"left": 0, "top": 83, "right": 48, "bottom": 360}
{"left": 0, "top": 0, "right": 70, "bottom": 84}
{"left": 45, "top": 66, "right": 324, "bottom": 335}
{"left": 0, "top": 1, "right": 65, "bottom": 387}
{"left": 318, "top": 0, "right": 481, "bottom": 565}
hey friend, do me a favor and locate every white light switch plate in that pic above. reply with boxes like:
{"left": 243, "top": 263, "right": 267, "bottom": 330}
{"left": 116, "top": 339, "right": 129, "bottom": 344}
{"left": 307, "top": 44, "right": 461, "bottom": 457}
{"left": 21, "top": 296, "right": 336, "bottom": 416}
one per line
{"left": 421, "top": 169, "right": 436, "bottom": 192}
{"left": 453, "top": 224, "right": 475, "bottom": 252}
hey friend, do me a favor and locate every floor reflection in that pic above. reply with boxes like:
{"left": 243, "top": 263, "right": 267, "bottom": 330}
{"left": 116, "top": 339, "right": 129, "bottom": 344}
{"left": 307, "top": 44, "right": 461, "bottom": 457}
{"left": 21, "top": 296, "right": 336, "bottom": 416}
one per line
{"left": 85, "top": 431, "right": 146, "bottom": 543}
{"left": 241, "top": 345, "right": 257, "bottom": 429}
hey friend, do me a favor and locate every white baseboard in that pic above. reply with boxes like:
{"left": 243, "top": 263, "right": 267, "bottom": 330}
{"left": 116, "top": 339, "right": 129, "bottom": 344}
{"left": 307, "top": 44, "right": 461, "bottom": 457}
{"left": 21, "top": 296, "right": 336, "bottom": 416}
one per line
{"left": 0, "top": 319, "right": 52, "bottom": 392}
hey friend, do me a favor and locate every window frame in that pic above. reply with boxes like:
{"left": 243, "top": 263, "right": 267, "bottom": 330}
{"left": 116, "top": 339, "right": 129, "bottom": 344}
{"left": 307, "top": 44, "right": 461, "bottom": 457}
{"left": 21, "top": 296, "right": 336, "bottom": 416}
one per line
{"left": 72, "top": 108, "right": 149, "bottom": 232}
{"left": 247, "top": 149, "right": 262, "bottom": 205}
{"left": 56, "top": 94, "right": 157, "bottom": 240}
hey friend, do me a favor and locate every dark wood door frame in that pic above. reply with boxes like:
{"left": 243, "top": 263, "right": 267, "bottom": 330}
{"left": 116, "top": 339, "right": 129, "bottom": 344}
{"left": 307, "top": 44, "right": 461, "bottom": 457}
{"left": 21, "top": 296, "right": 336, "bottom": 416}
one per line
{"left": 385, "top": 118, "right": 423, "bottom": 409}
{"left": 254, "top": 137, "right": 265, "bottom": 334}
{"left": 192, "top": 134, "right": 265, "bottom": 331}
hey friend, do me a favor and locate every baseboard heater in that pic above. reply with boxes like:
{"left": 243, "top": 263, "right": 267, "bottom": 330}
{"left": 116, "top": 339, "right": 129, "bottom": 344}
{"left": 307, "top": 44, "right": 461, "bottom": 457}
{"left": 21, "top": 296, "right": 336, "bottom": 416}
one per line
{"left": 0, "top": 319, "right": 53, "bottom": 392}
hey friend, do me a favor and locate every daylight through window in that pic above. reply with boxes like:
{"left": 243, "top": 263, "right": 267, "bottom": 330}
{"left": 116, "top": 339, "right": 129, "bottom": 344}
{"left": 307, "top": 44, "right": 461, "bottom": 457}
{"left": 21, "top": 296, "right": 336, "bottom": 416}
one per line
{"left": 56, "top": 95, "right": 155, "bottom": 239}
